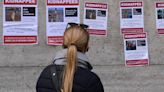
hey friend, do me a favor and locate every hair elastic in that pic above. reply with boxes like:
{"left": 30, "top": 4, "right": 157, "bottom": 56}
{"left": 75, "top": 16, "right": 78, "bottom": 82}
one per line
{"left": 70, "top": 43, "right": 75, "bottom": 45}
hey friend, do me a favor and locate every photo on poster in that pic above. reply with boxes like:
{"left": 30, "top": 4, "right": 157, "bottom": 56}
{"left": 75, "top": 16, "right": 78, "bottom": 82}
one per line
{"left": 126, "top": 40, "right": 136, "bottom": 50}
{"left": 122, "top": 9, "right": 132, "bottom": 19}
{"left": 48, "top": 8, "right": 64, "bottom": 22}
{"left": 5, "top": 7, "right": 21, "bottom": 21}
{"left": 137, "top": 40, "right": 146, "bottom": 46}
{"left": 157, "top": 9, "right": 164, "bottom": 19}
{"left": 23, "top": 7, "right": 36, "bottom": 16}
{"left": 86, "top": 9, "right": 96, "bottom": 19}
{"left": 133, "top": 8, "right": 142, "bottom": 15}
{"left": 97, "top": 10, "right": 106, "bottom": 17}
{"left": 65, "top": 8, "right": 77, "bottom": 17}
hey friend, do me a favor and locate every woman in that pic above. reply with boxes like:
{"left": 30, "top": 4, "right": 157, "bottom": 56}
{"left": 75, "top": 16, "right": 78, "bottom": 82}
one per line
{"left": 36, "top": 23, "right": 104, "bottom": 92}
{"left": 10, "top": 11, "right": 16, "bottom": 21}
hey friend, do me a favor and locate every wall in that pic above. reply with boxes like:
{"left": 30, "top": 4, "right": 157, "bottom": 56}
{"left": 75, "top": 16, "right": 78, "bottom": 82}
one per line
{"left": 0, "top": 0, "right": 164, "bottom": 92}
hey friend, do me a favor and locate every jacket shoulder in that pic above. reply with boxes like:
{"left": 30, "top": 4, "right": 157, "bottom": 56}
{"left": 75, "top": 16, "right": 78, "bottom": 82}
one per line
{"left": 36, "top": 64, "right": 64, "bottom": 92}
{"left": 73, "top": 67, "right": 104, "bottom": 92}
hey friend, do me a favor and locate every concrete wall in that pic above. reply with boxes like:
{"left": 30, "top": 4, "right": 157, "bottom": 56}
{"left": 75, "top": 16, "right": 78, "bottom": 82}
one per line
{"left": 0, "top": 0, "right": 164, "bottom": 92}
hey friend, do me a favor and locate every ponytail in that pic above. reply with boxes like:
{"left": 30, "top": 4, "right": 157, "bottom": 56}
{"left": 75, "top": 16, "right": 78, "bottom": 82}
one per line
{"left": 61, "top": 25, "right": 89, "bottom": 92}
{"left": 62, "top": 45, "right": 77, "bottom": 92}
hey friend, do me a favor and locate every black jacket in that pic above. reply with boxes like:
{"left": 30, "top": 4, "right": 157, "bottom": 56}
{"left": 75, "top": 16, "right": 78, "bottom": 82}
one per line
{"left": 36, "top": 65, "right": 104, "bottom": 92}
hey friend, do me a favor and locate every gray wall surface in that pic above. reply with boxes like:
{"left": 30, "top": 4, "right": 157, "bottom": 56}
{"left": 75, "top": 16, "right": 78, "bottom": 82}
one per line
{"left": 0, "top": 0, "right": 164, "bottom": 92}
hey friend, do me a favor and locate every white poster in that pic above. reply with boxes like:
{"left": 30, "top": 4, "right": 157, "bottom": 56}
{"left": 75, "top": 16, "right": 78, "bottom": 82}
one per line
{"left": 84, "top": 2, "right": 108, "bottom": 36}
{"left": 123, "top": 33, "right": 149, "bottom": 67}
{"left": 156, "top": 2, "right": 164, "bottom": 34}
{"left": 120, "top": 2, "right": 144, "bottom": 34}
{"left": 3, "top": 0, "right": 38, "bottom": 45}
{"left": 46, "top": 0, "right": 80, "bottom": 45}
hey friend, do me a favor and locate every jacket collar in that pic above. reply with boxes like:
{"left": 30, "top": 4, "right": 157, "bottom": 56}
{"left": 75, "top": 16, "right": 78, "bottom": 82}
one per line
{"left": 53, "top": 49, "right": 93, "bottom": 70}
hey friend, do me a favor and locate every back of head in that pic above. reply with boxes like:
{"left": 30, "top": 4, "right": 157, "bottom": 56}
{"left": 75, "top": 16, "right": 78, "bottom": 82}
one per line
{"left": 61, "top": 25, "right": 89, "bottom": 92}
{"left": 63, "top": 25, "right": 89, "bottom": 52}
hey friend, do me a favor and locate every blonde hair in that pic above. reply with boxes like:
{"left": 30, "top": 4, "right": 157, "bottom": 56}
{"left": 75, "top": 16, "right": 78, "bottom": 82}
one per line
{"left": 62, "top": 25, "right": 89, "bottom": 92}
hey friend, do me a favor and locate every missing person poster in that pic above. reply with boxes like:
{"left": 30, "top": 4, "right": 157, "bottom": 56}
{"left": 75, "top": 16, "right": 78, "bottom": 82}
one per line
{"left": 47, "top": 0, "right": 80, "bottom": 45}
{"left": 3, "top": 0, "right": 38, "bottom": 45}
{"left": 124, "top": 33, "right": 149, "bottom": 67}
{"left": 120, "top": 2, "right": 144, "bottom": 34}
{"left": 83, "top": 2, "right": 108, "bottom": 36}
{"left": 156, "top": 2, "right": 164, "bottom": 34}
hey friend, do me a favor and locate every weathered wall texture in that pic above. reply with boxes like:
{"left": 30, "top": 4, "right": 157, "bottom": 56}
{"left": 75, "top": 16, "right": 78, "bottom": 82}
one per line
{"left": 0, "top": 0, "right": 164, "bottom": 92}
